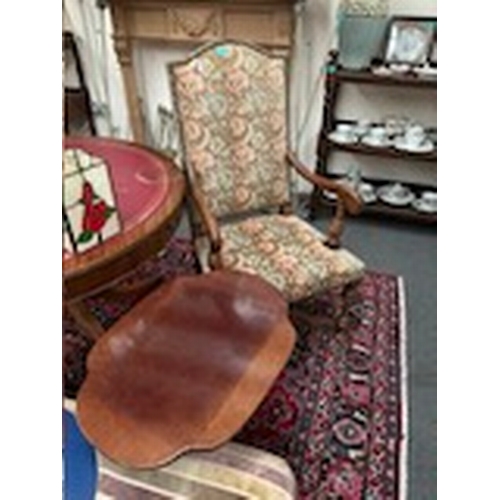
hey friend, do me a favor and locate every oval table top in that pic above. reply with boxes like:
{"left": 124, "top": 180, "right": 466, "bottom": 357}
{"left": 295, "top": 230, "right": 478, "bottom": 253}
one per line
{"left": 63, "top": 136, "right": 186, "bottom": 301}
{"left": 76, "top": 271, "right": 296, "bottom": 469}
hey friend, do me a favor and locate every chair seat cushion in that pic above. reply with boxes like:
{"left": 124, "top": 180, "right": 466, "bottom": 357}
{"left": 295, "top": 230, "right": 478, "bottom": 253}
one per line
{"left": 204, "top": 215, "right": 365, "bottom": 302}
{"left": 97, "top": 441, "right": 297, "bottom": 499}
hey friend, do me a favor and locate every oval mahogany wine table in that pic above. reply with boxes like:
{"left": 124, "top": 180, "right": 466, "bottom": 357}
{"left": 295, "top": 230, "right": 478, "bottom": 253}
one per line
{"left": 76, "top": 271, "right": 296, "bottom": 469}
{"left": 63, "top": 136, "right": 185, "bottom": 340}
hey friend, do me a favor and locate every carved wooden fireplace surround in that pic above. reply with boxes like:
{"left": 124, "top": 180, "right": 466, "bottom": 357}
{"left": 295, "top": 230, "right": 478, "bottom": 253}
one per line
{"left": 109, "top": 0, "right": 297, "bottom": 142}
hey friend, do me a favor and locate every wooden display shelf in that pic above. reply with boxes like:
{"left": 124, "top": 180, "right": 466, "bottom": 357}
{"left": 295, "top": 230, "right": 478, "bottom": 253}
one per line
{"left": 325, "top": 137, "right": 437, "bottom": 162}
{"left": 319, "top": 177, "right": 437, "bottom": 225}
{"left": 311, "top": 49, "right": 436, "bottom": 223}
{"left": 332, "top": 68, "right": 437, "bottom": 89}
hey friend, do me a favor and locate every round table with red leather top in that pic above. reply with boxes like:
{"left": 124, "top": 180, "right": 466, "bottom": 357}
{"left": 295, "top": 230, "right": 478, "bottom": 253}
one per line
{"left": 63, "top": 136, "right": 186, "bottom": 341}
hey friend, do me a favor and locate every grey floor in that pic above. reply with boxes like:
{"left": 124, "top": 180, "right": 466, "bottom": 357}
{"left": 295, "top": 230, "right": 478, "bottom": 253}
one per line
{"left": 317, "top": 215, "right": 437, "bottom": 500}
{"left": 176, "top": 212, "right": 437, "bottom": 499}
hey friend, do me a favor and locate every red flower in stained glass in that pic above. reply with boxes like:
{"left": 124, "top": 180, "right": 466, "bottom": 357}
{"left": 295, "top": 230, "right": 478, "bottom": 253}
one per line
{"left": 83, "top": 200, "right": 108, "bottom": 233}
{"left": 77, "top": 181, "right": 115, "bottom": 243}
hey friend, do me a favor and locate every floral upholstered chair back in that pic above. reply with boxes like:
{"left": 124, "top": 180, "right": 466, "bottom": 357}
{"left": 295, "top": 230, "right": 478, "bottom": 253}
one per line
{"left": 170, "top": 42, "right": 291, "bottom": 219}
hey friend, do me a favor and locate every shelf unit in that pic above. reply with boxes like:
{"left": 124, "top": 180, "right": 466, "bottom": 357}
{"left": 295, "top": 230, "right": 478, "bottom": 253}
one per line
{"left": 310, "top": 50, "right": 437, "bottom": 224}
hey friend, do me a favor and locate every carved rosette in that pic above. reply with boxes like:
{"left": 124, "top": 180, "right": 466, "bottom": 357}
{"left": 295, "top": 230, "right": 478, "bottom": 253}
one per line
{"left": 170, "top": 8, "right": 220, "bottom": 38}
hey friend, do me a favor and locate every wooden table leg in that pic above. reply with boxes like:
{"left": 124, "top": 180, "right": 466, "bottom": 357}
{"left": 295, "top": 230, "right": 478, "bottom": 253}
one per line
{"left": 66, "top": 300, "right": 105, "bottom": 342}
{"left": 99, "top": 274, "right": 163, "bottom": 302}
{"left": 65, "top": 272, "right": 162, "bottom": 343}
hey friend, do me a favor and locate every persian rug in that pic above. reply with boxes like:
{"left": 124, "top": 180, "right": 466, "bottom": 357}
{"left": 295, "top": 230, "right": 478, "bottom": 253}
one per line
{"left": 63, "top": 238, "right": 407, "bottom": 500}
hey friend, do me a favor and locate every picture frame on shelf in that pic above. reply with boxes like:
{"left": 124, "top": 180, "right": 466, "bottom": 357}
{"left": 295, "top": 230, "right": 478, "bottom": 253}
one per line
{"left": 383, "top": 16, "right": 437, "bottom": 66}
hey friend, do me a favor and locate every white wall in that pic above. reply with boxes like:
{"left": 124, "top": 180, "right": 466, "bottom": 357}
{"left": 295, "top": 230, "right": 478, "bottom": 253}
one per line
{"left": 63, "top": 0, "right": 436, "bottom": 190}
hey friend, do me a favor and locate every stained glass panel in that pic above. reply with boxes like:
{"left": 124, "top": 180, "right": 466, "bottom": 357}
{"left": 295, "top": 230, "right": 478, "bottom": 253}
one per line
{"left": 63, "top": 148, "right": 121, "bottom": 254}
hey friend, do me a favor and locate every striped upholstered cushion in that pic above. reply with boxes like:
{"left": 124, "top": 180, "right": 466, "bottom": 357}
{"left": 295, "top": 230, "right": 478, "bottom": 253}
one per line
{"left": 96, "top": 442, "right": 297, "bottom": 499}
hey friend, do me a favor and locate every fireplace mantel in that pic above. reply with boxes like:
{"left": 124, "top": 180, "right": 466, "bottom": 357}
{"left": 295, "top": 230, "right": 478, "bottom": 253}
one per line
{"left": 109, "top": 0, "right": 298, "bottom": 142}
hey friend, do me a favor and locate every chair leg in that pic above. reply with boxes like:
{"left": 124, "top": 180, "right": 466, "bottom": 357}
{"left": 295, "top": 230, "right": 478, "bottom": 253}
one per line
{"left": 65, "top": 300, "right": 105, "bottom": 343}
{"left": 99, "top": 274, "right": 163, "bottom": 301}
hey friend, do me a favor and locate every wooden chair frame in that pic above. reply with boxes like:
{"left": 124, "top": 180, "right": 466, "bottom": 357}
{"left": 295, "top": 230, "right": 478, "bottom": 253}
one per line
{"left": 169, "top": 40, "right": 363, "bottom": 294}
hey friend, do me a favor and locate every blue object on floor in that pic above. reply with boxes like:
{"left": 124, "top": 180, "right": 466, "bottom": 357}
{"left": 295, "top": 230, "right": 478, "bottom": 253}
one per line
{"left": 63, "top": 408, "right": 97, "bottom": 500}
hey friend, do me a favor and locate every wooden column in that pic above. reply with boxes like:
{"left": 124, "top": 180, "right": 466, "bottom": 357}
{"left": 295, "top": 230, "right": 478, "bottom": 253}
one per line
{"left": 110, "top": 2, "right": 146, "bottom": 142}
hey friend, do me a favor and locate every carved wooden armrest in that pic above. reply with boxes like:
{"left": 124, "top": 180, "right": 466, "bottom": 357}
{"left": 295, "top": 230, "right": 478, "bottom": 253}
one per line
{"left": 188, "top": 181, "right": 223, "bottom": 269}
{"left": 286, "top": 150, "right": 363, "bottom": 248}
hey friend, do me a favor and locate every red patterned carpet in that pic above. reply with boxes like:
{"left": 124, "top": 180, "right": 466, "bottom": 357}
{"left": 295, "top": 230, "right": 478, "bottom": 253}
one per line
{"left": 63, "top": 238, "right": 407, "bottom": 500}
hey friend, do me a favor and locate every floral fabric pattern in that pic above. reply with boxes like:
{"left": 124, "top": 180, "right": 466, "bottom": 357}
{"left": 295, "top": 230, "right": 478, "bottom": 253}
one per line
{"left": 218, "top": 215, "right": 365, "bottom": 302}
{"left": 172, "top": 43, "right": 290, "bottom": 218}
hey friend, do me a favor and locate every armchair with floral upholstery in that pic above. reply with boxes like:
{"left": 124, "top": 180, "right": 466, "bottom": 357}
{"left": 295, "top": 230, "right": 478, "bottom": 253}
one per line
{"left": 169, "top": 41, "right": 365, "bottom": 304}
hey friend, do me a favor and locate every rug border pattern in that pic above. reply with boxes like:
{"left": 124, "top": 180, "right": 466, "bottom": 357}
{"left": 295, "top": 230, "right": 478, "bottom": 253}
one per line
{"left": 397, "top": 276, "right": 408, "bottom": 500}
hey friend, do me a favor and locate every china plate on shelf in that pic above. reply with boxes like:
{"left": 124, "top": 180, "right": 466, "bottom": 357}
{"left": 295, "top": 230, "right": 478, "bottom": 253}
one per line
{"left": 361, "top": 136, "right": 392, "bottom": 148}
{"left": 371, "top": 66, "right": 392, "bottom": 76}
{"left": 377, "top": 183, "right": 415, "bottom": 207}
{"left": 328, "top": 132, "right": 358, "bottom": 145}
{"left": 394, "top": 137, "right": 435, "bottom": 154}
{"left": 414, "top": 66, "right": 437, "bottom": 77}
{"left": 412, "top": 198, "right": 437, "bottom": 214}
{"left": 388, "top": 63, "right": 412, "bottom": 74}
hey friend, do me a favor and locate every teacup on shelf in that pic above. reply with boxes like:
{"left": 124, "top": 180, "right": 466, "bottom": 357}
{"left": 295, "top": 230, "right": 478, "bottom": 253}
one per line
{"left": 412, "top": 190, "right": 437, "bottom": 213}
{"left": 383, "top": 115, "right": 409, "bottom": 138}
{"left": 403, "top": 124, "right": 427, "bottom": 148}
{"left": 337, "top": 123, "right": 356, "bottom": 137}
{"left": 329, "top": 123, "right": 357, "bottom": 144}
{"left": 393, "top": 122, "right": 434, "bottom": 153}
{"left": 362, "top": 125, "right": 390, "bottom": 147}
{"left": 353, "top": 119, "right": 371, "bottom": 139}
{"left": 389, "top": 182, "right": 408, "bottom": 198}
{"left": 377, "top": 182, "right": 415, "bottom": 206}
{"left": 421, "top": 191, "right": 437, "bottom": 208}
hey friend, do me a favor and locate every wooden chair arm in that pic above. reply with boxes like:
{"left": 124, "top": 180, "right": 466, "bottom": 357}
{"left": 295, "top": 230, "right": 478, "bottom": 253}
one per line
{"left": 286, "top": 150, "right": 363, "bottom": 248}
{"left": 189, "top": 181, "right": 223, "bottom": 269}
{"left": 286, "top": 151, "right": 362, "bottom": 214}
